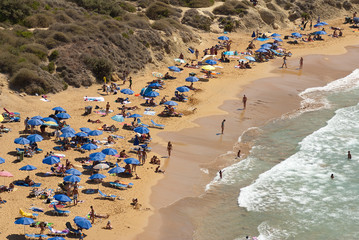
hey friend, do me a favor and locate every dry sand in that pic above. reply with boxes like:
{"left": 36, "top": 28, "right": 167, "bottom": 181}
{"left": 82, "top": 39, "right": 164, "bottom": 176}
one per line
{"left": 0, "top": 18, "right": 358, "bottom": 240}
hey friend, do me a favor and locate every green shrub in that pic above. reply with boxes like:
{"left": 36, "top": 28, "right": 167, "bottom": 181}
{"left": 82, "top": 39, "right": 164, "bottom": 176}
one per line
{"left": 181, "top": 9, "right": 212, "bottom": 31}
{"left": 0, "top": 0, "right": 33, "bottom": 24}
{"left": 20, "top": 43, "right": 48, "bottom": 60}
{"left": 178, "top": 0, "right": 214, "bottom": 8}
{"left": 48, "top": 61, "right": 55, "bottom": 73}
{"left": 10, "top": 68, "right": 46, "bottom": 94}
{"left": 145, "top": 2, "right": 181, "bottom": 20}
{"left": 24, "top": 13, "right": 53, "bottom": 28}
{"left": 49, "top": 50, "right": 59, "bottom": 61}
{"left": 16, "top": 30, "right": 33, "bottom": 38}
{"left": 83, "top": 55, "right": 113, "bottom": 80}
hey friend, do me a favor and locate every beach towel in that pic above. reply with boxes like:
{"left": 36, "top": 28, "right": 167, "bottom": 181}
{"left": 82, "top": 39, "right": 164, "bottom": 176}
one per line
{"left": 30, "top": 207, "right": 44, "bottom": 212}
{"left": 144, "top": 111, "right": 156, "bottom": 116}
{"left": 84, "top": 97, "right": 105, "bottom": 102}
{"left": 53, "top": 153, "right": 65, "bottom": 158}
{"left": 94, "top": 110, "right": 114, "bottom": 115}
{"left": 14, "top": 180, "right": 41, "bottom": 187}
{"left": 40, "top": 98, "right": 50, "bottom": 102}
{"left": 110, "top": 135, "right": 124, "bottom": 139}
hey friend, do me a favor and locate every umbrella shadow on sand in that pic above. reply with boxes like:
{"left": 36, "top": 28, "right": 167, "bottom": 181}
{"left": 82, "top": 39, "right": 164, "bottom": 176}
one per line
{"left": 6, "top": 234, "right": 24, "bottom": 240}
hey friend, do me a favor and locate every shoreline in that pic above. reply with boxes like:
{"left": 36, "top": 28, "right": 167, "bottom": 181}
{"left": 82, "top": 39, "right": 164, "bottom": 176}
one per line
{"left": 0, "top": 17, "right": 358, "bottom": 240}
{"left": 138, "top": 41, "right": 359, "bottom": 239}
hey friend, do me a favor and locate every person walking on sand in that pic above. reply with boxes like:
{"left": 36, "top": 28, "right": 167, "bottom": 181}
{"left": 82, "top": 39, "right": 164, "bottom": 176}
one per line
{"left": 299, "top": 57, "right": 303, "bottom": 69}
{"left": 195, "top": 49, "right": 199, "bottom": 59}
{"left": 242, "top": 95, "right": 247, "bottom": 109}
{"left": 167, "top": 141, "right": 173, "bottom": 157}
{"left": 129, "top": 77, "right": 133, "bottom": 89}
{"left": 348, "top": 151, "right": 352, "bottom": 160}
{"left": 105, "top": 102, "right": 110, "bottom": 115}
{"left": 24, "top": 117, "right": 29, "bottom": 132}
{"left": 281, "top": 56, "right": 287, "bottom": 68}
{"left": 221, "top": 119, "right": 226, "bottom": 134}
{"left": 73, "top": 187, "right": 79, "bottom": 205}
{"left": 90, "top": 206, "right": 95, "bottom": 224}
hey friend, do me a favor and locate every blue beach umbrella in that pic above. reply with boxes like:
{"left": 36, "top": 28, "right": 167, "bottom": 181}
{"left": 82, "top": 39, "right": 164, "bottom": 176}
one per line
{"left": 52, "top": 107, "right": 66, "bottom": 112}
{"left": 19, "top": 165, "right": 37, "bottom": 171}
{"left": 148, "top": 83, "right": 162, "bottom": 88}
{"left": 256, "top": 38, "right": 270, "bottom": 41}
{"left": 14, "top": 137, "right": 30, "bottom": 145}
{"left": 134, "top": 126, "right": 150, "bottom": 134}
{"left": 65, "top": 168, "right": 82, "bottom": 176}
{"left": 27, "top": 134, "right": 43, "bottom": 143}
{"left": 261, "top": 43, "right": 272, "bottom": 48}
{"left": 120, "top": 88, "right": 134, "bottom": 95}
{"left": 31, "top": 116, "right": 43, "bottom": 120}
{"left": 74, "top": 216, "right": 92, "bottom": 230}
{"left": 15, "top": 217, "right": 35, "bottom": 234}
{"left": 145, "top": 91, "right": 159, "bottom": 98}
{"left": 319, "top": 22, "right": 328, "bottom": 25}
{"left": 176, "top": 86, "right": 190, "bottom": 92}
{"left": 272, "top": 37, "right": 283, "bottom": 42}
{"left": 61, "top": 127, "right": 76, "bottom": 134}
{"left": 111, "top": 115, "right": 124, "bottom": 122}
{"left": 59, "top": 132, "right": 75, "bottom": 138}
{"left": 88, "top": 130, "right": 103, "bottom": 136}
{"left": 0, "top": 157, "right": 4, "bottom": 164}
{"left": 56, "top": 112, "right": 71, "bottom": 119}
{"left": 168, "top": 66, "right": 181, "bottom": 72}
{"left": 108, "top": 167, "right": 125, "bottom": 174}
{"left": 185, "top": 76, "right": 199, "bottom": 82}
{"left": 43, "top": 117, "right": 57, "bottom": 123}
{"left": 291, "top": 32, "right": 302, "bottom": 38}
{"left": 124, "top": 158, "right": 140, "bottom": 165}
{"left": 42, "top": 156, "right": 60, "bottom": 165}
{"left": 129, "top": 114, "right": 142, "bottom": 118}
{"left": 223, "top": 51, "right": 234, "bottom": 56}
{"left": 89, "top": 152, "right": 106, "bottom": 161}
{"left": 63, "top": 175, "right": 81, "bottom": 183}
{"left": 81, "top": 143, "right": 98, "bottom": 150}
{"left": 251, "top": 31, "right": 256, "bottom": 38}
{"left": 75, "top": 132, "right": 88, "bottom": 137}
{"left": 255, "top": 48, "right": 268, "bottom": 53}
{"left": 314, "top": 31, "right": 327, "bottom": 35}
{"left": 205, "top": 60, "right": 217, "bottom": 65}
{"left": 102, "top": 148, "right": 118, "bottom": 156}
{"left": 54, "top": 194, "right": 72, "bottom": 202}
{"left": 163, "top": 101, "right": 178, "bottom": 106}
{"left": 245, "top": 56, "right": 256, "bottom": 62}
{"left": 218, "top": 36, "right": 229, "bottom": 40}
{"left": 80, "top": 127, "right": 91, "bottom": 133}
{"left": 89, "top": 173, "right": 106, "bottom": 180}
{"left": 27, "top": 118, "right": 43, "bottom": 126}
{"left": 271, "top": 33, "right": 281, "bottom": 37}
{"left": 314, "top": 23, "right": 324, "bottom": 28}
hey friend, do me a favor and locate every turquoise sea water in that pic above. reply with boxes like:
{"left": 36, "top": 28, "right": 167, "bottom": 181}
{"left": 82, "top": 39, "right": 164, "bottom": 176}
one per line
{"left": 191, "top": 68, "right": 359, "bottom": 240}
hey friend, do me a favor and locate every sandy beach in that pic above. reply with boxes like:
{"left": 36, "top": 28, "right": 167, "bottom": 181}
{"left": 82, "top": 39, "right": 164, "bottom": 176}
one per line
{"left": 0, "top": 17, "right": 358, "bottom": 240}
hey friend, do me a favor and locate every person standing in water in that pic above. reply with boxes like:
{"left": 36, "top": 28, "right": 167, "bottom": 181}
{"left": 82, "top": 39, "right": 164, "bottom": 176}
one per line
{"left": 242, "top": 95, "right": 247, "bottom": 109}
{"left": 331, "top": 174, "right": 334, "bottom": 179}
{"left": 299, "top": 57, "right": 303, "bottom": 69}
{"left": 219, "top": 170, "right": 223, "bottom": 179}
{"left": 348, "top": 151, "right": 352, "bottom": 160}
{"left": 167, "top": 141, "right": 173, "bottom": 157}
{"left": 221, "top": 119, "right": 226, "bottom": 134}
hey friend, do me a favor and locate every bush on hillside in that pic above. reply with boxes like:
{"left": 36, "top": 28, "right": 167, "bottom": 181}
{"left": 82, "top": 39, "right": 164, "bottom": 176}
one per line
{"left": 181, "top": 9, "right": 212, "bottom": 31}
{"left": 0, "top": 0, "right": 33, "bottom": 23}
{"left": 83, "top": 56, "right": 113, "bottom": 80}
{"left": 24, "top": 13, "right": 53, "bottom": 28}
{"left": 178, "top": 0, "right": 214, "bottom": 8}
{"left": 145, "top": 2, "right": 181, "bottom": 20}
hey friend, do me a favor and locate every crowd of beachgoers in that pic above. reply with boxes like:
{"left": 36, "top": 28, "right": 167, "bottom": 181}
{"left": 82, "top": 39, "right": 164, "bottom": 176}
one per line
{"left": 0, "top": 15, "right": 357, "bottom": 240}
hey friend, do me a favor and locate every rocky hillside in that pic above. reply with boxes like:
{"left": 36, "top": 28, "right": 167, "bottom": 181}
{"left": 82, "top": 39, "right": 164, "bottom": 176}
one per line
{"left": 0, "top": 0, "right": 358, "bottom": 95}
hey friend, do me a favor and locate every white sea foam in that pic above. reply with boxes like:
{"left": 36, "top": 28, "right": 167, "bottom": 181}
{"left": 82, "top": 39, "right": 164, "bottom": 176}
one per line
{"left": 238, "top": 102, "right": 359, "bottom": 238}
{"left": 285, "top": 68, "right": 359, "bottom": 117}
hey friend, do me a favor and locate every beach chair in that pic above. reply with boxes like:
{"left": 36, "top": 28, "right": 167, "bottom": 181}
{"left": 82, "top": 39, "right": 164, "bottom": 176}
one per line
{"left": 20, "top": 208, "right": 38, "bottom": 219}
{"left": 98, "top": 190, "right": 117, "bottom": 201}
{"left": 48, "top": 226, "right": 69, "bottom": 236}
{"left": 109, "top": 182, "right": 127, "bottom": 190}
{"left": 150, "top": 119, "right": 165, "bottom": 129}
{"left": 66, "top": 222, "right": 81, "bottom": 236}
{"left": 25, "top": 234, "right": 48, "bottom": 239}
{"left": 137, "top": 118, "right": 149, "bottom": 127}
{"left": 53, "top": 205, "right": 70, "bottom": 216}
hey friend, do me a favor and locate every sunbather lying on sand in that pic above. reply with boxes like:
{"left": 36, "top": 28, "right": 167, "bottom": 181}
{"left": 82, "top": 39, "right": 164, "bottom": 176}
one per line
{"left": 88, "top": 119, "right": 102, "bottom": 123}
